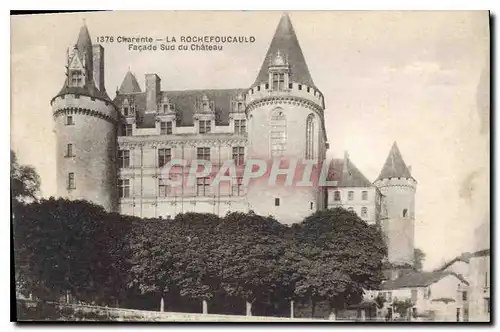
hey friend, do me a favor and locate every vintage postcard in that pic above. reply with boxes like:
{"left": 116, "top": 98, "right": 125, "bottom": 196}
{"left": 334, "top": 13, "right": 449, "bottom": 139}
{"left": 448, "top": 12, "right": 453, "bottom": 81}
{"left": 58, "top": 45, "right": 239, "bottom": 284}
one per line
{"left": 11, "top": 11, "right": 490, "bottom": 322}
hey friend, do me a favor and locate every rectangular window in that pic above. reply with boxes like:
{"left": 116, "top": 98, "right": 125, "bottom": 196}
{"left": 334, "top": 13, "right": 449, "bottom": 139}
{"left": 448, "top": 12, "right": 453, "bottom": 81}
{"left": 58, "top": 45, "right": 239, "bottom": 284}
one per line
{"left": 70, "top": 71, "right": 82, "bottom": 86}
{"left": 361, "top": 207, "right": 368, "bottom": 217}
{"left": 362, "top": 191, "right": 368, "bottom": 200}
{"left": 298, "top": 84, "right": 302, "bottom": 90}
{"left": 232, "top": 177, "right": 243, "bottom": 196}
{"left": 118, "top": 150, "right": 130, "bottom": 168}
{"left": 238, "top": 102, "right": 245, "bottom": 112}
{"left": 232, "top": 147, "right": 245, "bottom": 166}
{"left": 118, "top": 179, "right": 130, "bottom": 198}
{"left": 234, "top": 119, "right": 246, "bottom": 134}
{"left": 272, "top": 73, "right": 285, "bottom": 91}
{"left": 122, "top": 124, "right": 133, "bottom": 136}
{"left": 66, "top": 115, "right": 74, "bottom": 126}
{"left": 163, "top": 104, "right": 169, "bottom": 113}
{"left": 158, "top": 178, "right": 168, "bottom": 197}
{"left": 462, "top": 291, "right": 467, "bottom": 302}
{"left": 123, "top": 107, "right": 129, "bottom": 117}
{"left": 411, "top": 289, "right": 418, "bottom": 303}
{"left": 334, "top": 191, "right": 341, "bottom": 201}
{"left": 199, "top": 120, "right": 211, "bottom": 134}
{"left": 348, "top": 191, "right": 354, "bottom": 200}
{"left": 158, "top": 148, "right": 171, "bottom": 168}
{"left": 197, "top": 147, "right": 210, "bottom": 161}
{"left": 275, "top": 197, "right": 280, "bottom": 206}
{"left": 485, "top": 298, "right": 490, "bottom": 314}
{"left": 160, "top": 121, "right": 173, "bottom": 135}
{"left": 196, "top": 177, "right": 210, "bottom": 196}
{"left": 66, "top": 144, "right": 73, "bottom": 157}
{"left": 289, "top": 83, "right": 293, "bottom": 89}
{"left": 67, "top": 172, "right": 75, "bottom": 189}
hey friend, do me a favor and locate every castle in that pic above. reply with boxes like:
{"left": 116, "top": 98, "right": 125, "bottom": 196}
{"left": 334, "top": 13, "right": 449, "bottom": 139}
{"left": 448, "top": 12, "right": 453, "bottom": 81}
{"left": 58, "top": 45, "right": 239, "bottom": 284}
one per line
{"left": 51, "top": 13, "right": 417, "bottom": 265}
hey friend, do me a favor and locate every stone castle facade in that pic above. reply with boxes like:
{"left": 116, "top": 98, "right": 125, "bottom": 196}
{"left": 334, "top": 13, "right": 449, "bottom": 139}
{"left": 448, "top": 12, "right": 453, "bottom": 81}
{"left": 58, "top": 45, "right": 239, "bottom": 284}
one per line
{"left": 51, "top": 13, "right": 417, "bottom": 265}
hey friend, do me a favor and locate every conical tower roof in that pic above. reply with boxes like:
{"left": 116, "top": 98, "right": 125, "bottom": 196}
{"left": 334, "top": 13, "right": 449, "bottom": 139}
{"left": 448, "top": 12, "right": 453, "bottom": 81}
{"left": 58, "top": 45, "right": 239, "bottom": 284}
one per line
{"left": 376, "top": 142, "right": 414, "bottom": 181}
{"left": 76, "top": 20, "right": 93, "bottom": 56}
{"left": 252, "top": 13, "right": 316, "bottom": 89}
{"left": 119, "top": 71, "right": 142, "bottom": 94}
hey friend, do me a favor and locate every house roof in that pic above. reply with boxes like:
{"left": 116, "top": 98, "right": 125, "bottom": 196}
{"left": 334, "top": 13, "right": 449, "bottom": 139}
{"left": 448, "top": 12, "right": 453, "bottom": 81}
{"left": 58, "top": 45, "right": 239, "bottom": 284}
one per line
{"left": 376, "top": 142, "right": 414, "bottom": 181}
{"left": 114, "top": 89, "right": 247, "bottom": 128}
{"left": 436, "top": 248, "right": 491, "bottom": 272}
{"left": 119, "top": 71, "right": 142, "bottom": 94}
{"left": 326, "top": 154, "right": 372, "bottom": 187}
{"left": 381, "top": 271, "right": 469, "bottom": 290}
{"left": 252, "top": 13, "right": 316, "bottom": 89}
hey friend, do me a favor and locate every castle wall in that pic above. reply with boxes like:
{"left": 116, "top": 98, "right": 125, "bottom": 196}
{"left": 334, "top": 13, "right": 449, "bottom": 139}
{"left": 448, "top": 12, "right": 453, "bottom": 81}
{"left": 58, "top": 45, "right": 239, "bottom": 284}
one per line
{"left": 328, "top": 186, "right": 380, "bottom": 225}
{"left": 245, "top": 98, "right": 325, "bottom": 224}
{"left": 53, "top": 94, "right": 118, "bottom": 212}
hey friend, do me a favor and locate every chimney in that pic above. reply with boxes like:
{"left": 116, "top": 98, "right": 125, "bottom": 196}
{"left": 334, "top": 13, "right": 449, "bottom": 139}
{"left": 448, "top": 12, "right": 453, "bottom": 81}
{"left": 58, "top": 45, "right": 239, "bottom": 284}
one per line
{"left": 145, "top": 73, "right": 161, "bottom": 113}
{"left": 343, "top": 151, "right": 349, "bottom": 174}
{"left": 92, "top": 45, "right": 105, "bottom": 93}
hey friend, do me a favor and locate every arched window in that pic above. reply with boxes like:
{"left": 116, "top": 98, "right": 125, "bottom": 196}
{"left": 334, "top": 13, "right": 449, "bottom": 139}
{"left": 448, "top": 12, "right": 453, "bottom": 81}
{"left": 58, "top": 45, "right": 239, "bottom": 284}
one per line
{"left": 305, "top": 114, "right": 315, "bottom": 159}
{"left": 271, "top": 109, "right": 286, "bottom": 156}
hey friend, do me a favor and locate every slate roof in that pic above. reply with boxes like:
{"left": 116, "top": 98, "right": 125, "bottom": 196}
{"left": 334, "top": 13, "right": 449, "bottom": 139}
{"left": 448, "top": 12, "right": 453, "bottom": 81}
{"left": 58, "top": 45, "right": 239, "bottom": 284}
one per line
{"left": 76, "top": 22, "right": 93, "bottom": 56}
{"left": 252, "top": 13, "right": 316, "bottom": 89}
{"left": 52, "top": 22, "right": 112, "bottom": 104}
{"left": 114, "top": 89, "right": 247, "bottom": 128}
{"left": 381, "top": 271, "right": 469, "bottom": 290}
{"left": 376, "top": 142, "right": 414, "bottom": 181}
{"left": 119, "top": 71, "right": 142, "bottom": 94}
{"left": 326, "top": 156, "right": 372, "bottom": 187}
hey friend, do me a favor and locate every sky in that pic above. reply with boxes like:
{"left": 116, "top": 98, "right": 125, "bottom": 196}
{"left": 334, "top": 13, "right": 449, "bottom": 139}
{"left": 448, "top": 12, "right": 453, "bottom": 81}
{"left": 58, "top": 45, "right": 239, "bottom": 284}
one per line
{"left": 11, "top": 11, "right": 490, "bottom": 270}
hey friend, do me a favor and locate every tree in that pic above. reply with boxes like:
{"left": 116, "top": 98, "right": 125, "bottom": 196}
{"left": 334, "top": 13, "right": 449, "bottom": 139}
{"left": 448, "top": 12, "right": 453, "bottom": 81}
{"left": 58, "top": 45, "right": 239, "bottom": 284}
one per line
{"left": 392, "top": 298, "right": 414, "bottom": 321}
{"left": 216, "top": 212, "right": 290, "bottom": 316}
{"left": 11, "top": 150, "right": 40, "bottom": 204}
{"left": 292, "top": 208, "right": 387, "bottom": 317}
{"left": 13, "top": 198, "right": 131, "bottom": 304}
{"left": 413, "top": 248, "right": 426, "bottom": 271}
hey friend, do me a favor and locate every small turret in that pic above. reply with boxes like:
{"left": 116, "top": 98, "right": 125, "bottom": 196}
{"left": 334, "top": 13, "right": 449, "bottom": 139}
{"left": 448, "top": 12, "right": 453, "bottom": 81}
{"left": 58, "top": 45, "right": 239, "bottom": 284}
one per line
{"left": 374, "top": 142, "right": 417, "bottom": 266}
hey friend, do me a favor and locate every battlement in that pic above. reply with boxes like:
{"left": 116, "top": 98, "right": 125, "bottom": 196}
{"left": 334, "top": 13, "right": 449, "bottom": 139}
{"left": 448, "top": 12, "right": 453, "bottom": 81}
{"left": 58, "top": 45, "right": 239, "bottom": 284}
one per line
{"left": 374, "top": 176, "right": 417, "bottom": 189}
{"left": 246, "top": 82, "right": 324, "bottom": 110}
{"left": 53, "top": 94, "right": 118, "bottom": 123}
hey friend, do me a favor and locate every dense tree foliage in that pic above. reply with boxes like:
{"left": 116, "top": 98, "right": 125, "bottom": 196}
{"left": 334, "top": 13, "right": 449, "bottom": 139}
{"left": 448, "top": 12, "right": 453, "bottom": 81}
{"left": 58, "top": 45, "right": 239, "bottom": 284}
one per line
{"left": 291, "top": 208, "right": 387, "bottom": 315}
{"left": 11, "top": 150, "right": 40, "bottom": 204}
{"left": 14, "top": 198, "right": 132, "bottom": 305}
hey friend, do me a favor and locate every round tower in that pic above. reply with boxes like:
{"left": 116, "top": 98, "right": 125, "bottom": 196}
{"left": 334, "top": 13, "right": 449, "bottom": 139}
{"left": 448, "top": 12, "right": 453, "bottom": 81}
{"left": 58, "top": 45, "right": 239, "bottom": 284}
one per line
{"left": 51, "top": 21, "right": 118, "bottom": 212}
{"left": 245, "top": 13, "right": 328, "bottom": 225}
{"left": 374, "top": 142, "right": 417, "bottom": 266}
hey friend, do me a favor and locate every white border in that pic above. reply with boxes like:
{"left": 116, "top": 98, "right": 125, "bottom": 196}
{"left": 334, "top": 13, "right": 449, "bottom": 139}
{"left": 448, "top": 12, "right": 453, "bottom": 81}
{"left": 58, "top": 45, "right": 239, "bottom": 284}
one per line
{"left": 5, "top": 1, "right": 497, "bottom": 332}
